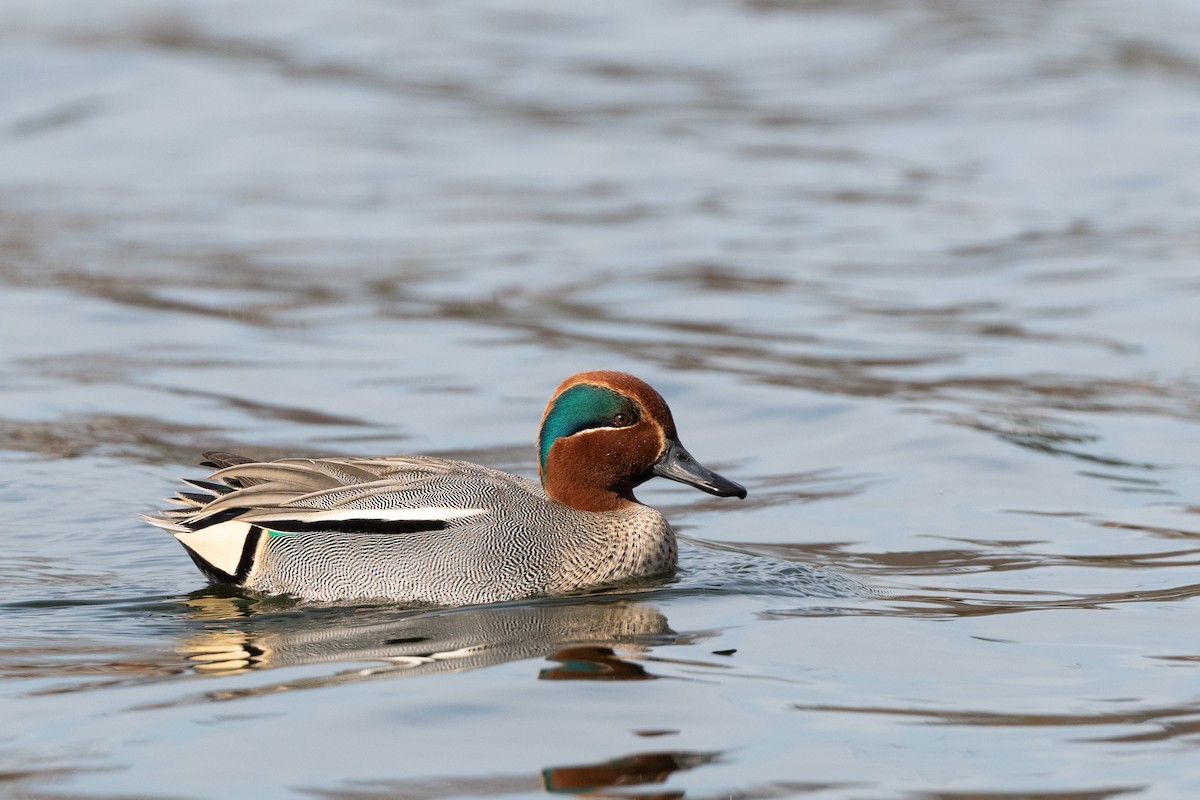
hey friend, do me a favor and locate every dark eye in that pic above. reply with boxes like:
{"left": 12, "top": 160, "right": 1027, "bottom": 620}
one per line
{"left": 613, "top": 412, "right": 631, "bottom": 426}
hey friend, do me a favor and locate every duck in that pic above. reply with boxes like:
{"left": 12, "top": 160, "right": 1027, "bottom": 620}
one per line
{"left": 145, "top": 370, "right": 747, "bottom": 605}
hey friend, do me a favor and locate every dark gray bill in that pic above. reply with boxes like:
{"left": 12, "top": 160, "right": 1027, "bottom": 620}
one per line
{"left": 651, "top": 438, "right": 747, "bottom": 499}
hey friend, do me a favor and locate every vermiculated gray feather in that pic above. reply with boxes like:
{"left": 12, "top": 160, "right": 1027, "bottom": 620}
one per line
{"left": 148, "top": 456, "right": 676, "bottom": 605}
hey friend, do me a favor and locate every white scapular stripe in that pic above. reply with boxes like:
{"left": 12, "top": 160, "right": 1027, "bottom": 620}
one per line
{"left": 174, "top": 520, "right": 253, "bottom": 576}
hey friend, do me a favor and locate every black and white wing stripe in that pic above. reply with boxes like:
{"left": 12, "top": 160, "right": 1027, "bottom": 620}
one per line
{"left": 144, "top": 455, "right": 493, "bottom": 584}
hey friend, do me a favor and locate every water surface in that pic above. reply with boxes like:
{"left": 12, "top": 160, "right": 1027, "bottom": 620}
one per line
{"left": 2, "top": 1, "right": 1200, "bottom": 797}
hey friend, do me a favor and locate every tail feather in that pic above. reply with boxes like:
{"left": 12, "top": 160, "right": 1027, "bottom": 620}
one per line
{"left": 141, "top": 513, "right": 189, "bottom": 533}
{"left": 148, "top": 454, "right": 280, "bottom": 585}
{"left": 194, "top": 486, "right": 316, "bottom": 516}
{"left": 182, "top": 478, "right": 235, "bottom": 496}
{"left": 159, "top": 507, "right": 201, "bottom": 518}
{"left": 209, "top": 462, "right": 344, "bottom": 492}
{"left": 201, "top": 451, "right": 255, "bottom": 470}
{"left": 149, "top": 452, "right": 476, "bottom": 587}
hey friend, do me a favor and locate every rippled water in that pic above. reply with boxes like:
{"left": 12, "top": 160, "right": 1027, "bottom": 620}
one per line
{"left": 3, "top": 0, "right": 1200, "bottom": 797}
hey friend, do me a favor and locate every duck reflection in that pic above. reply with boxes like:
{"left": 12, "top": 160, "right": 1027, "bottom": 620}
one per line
{"left": 303, "top": 749, "right": 720, "bottom": 800}
{"left": 171, "top": 592, "right": 692, "bottom": 698}
{"left": 542, "top": 751, "right": 719, "bottom": 798}
{"left": 539, "top": 646, "right": 653, "bottom": 681}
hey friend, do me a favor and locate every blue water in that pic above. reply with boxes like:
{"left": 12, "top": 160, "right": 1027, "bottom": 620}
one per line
{"left": 2, "top": 1, "right": 1200, "bottom": 797}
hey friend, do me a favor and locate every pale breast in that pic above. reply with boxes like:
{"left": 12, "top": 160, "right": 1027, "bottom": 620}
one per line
{"left": 549, "top": 504, "right": 677, "bottom": 594}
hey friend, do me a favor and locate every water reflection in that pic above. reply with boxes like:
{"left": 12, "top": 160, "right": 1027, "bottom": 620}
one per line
{"left": 539, "top": 646, "right": 654, "bottom": 681}
{"left": 541, "top": 751, "right": 718, "bottom": 798}
{"left": 7, "top": 546, "right": 865, "bottom": 700}
{"left": 303, "top": 750, "right": 721, "bottom": 800}
{"left": 791, "top": 699, "right": 1200, "bottom": 747}
{"left": 303, "top": 749, "right": 858, "bottom": 800}
{"left": 2, "top": 594, "right": 687, "bottom": 702}
{"left": 914, "top": 789, "right": 1140, "bottom": 800}
{"left": 151, "top": 595, "right": 696, "bottom": 704}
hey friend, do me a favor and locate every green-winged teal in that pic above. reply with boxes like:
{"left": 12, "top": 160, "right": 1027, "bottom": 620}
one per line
{"left": 146, "top": 370, "right": 746, "bottom": 604}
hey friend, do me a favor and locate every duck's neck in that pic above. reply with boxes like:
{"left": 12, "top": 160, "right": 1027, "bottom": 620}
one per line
{"left": 541, "top": 450, "right": 641, "bottom": 512}
{"left": 545, "top": 480, "right": 637, "bottom": 512}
